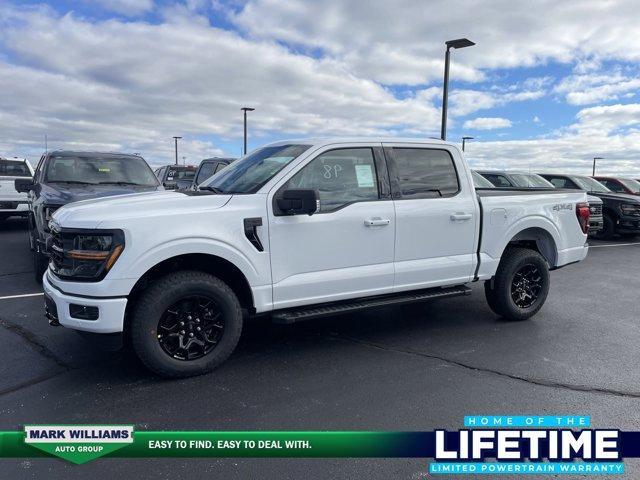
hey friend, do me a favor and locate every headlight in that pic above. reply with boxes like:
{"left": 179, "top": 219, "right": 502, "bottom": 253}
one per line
{"left": 50, "top": 229, "right": 125, "bottom": 281}
{"left": 620, "top": 204, "right": 640, "bottom": 216}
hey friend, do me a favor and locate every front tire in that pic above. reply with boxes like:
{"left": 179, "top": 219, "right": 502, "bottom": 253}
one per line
{"left": 484, "top": 247, "right": 550, "bottom": 321}
{"left": 130, "top": 271, "right": 243, "bottom": 378}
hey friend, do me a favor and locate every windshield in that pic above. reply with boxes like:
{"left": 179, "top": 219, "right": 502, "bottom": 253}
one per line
{"left": 203, "top": 144, "right": 311, "bottom": 194}
{"left": 572, "top": 176, "right": 611, "bottom": 193}
{"left": 510, "top": 173, "right": 554, "bottom": 188}
{"left": 619, "top": 178, "right": 640, "bottom": 193}
{"left": 0, "top": 159, "right": 31, "bottom": 177}
{"left": 45, "top": 154, "right": 159, "bottom": 186}
{"left": 471, "top": 170, "right": 494, "bottom": 188}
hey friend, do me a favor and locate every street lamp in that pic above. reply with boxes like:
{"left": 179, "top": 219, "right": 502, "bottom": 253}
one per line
{"left": 441, "top": 38, "right": 475, "bottom": 141}
{"left": 462, "top": 136, "right": 474, "bottom": 152}
{"left": 592, "top": 157, "right": 604, "bottom": 176}
{"left": 241, "top": 107, "right": 255, "bottom": 155}
{"left": 172, "top": 136, "right": 182, "bottom": 165}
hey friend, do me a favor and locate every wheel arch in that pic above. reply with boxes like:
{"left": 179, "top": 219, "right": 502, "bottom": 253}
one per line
{"left": 503, "top": 226, "right": 558, "bottom": 268}
{"left": 124, "top": 253, "right": 256, "bottom": 335}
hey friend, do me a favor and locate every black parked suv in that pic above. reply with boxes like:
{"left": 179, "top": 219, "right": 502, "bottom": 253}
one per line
{"left": 177, "top": 157, "right": 235, "bottom": 191}
{"left": 538, "top": 173, "right": 640, "bottom": 239}
{"left": 15, "top": 151, "right": 162, "bottom": 281}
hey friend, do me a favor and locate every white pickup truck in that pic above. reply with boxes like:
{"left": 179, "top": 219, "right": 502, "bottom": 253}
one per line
{"left": 0, "top": 157, "right": 33, "bottom": 222}
{"left": 43, "top": 138, "right": 589, "bottom": 377}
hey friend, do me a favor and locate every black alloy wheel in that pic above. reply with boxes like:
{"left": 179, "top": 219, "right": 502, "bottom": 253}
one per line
{"left": 157, "top": 295, "right": 225, "bottom": 361}
{"left": 510, "top": 264, "right": 543, "bottom": 309}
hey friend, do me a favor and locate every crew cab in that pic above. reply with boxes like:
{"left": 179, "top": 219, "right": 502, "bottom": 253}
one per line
{"left": 477, "top": 170, "right": 604, "bottom": 235}
{"left": 177, "top": 157, "right": 236, "bottom": 191}
{"left": 43, "top": 138, "right": 589, "bottom": 377}
{"left": 15, "top": 151, "right": 162, "bottom": 281}
{"left": 154, "top": 165, "right": 197, "bottom": 190}
{"left": 0, "top": 157, "right": 33, "bottom": 222}
{"left": 539, "top": 173, "right": 640, "bottom": 239}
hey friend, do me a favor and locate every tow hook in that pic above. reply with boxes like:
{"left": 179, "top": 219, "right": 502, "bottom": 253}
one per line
{"left": 46, "top": 312, "right": 60, "bottom": 327}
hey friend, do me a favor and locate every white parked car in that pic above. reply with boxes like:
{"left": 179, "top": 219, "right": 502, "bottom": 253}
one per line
{"left": 44, "top": 138, "right": 589, "bottom": 377}
{"left": 0, "top": 157, "right": 33, "bottom": 222}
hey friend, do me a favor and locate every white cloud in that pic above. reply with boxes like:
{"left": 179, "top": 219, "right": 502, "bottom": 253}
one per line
{"left": 233, "top": 0, "right": 640, "bottom": 86}
{"left": 463, "top": 117, "right": 512, "bottom": 130}
{"left": 92, "top": 0, "right": 154, "bottom": 16}
{"left": 555, "top": 71, "right": 640, "bottom": 105}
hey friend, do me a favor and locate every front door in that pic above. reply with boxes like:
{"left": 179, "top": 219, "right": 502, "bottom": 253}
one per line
{"left": 268, "top": 145, "right": 395, "bottom": 310}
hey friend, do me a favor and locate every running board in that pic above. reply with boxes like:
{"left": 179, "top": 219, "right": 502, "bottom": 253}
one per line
{"left": 271, "top": 285, "right": 471, "bottom": 324}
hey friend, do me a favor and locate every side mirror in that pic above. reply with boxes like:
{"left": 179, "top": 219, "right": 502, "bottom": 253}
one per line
{"left": 276, "top": 189, "right": 318, "bottom": 216}
{"left": 15, "top": 178, "right": 34, "bottom": 193}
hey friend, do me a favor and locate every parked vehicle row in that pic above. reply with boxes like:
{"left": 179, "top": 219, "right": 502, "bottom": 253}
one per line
{"left": 474, "top": 170, "right": 605, "bottom": 236}
{"left": 41, "top": 138, "right": 590, "bottom": 377}
{"left": 538, "top": 174, "right": 640, "bottom": 239}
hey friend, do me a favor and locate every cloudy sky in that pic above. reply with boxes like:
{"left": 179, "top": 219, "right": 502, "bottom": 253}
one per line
{"left": 1, "top": 0, "right": 640, "bottom": 174}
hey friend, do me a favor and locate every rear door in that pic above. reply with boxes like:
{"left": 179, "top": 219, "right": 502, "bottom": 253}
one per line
{"left": 383, "top": 143, "right": 478, "bottom": 291}
{"left": 268, "top": 144, "right": 395, "bottom": 309}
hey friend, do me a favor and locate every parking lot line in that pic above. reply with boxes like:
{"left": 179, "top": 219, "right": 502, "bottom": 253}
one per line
{"left": 0, "top": 293, "right": 44, "bottom": 301}
{"left": 590, "top": 241, "right": 640, "bottom": 248}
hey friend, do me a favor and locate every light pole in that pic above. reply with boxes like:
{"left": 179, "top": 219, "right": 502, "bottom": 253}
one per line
{"left": 592, "top": 157, "right": 603, "bottom": 176}
{"left": 462, "top": 136, "right": 474, "bottom": 152}
{"left": 241, "top": 107, "right": 255, "bottom": 155}
{"left": 441, "top": 38, "right": 475, "bottom": 141}
{"left": 173, "top": 136, "right": 182, "bottom": 165}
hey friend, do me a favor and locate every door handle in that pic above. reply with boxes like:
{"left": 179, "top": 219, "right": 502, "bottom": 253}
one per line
{"left": 450, "top": 213, "right": 472, "bottom": 221}
{"left": 364, "top": 217, "right": 391, "bottom": 227}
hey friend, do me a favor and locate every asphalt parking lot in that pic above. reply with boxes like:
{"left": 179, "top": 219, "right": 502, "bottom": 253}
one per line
{"left": 1, "top": 216, "right": 639, "bottom": 479}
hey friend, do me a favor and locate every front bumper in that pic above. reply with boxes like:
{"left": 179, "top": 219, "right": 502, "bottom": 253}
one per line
{"left": 43, "top": 272, "right": 128, "bottom": 334}
{"left": 0, "top": 202, "right": 28, "bottom": 215}
{"left": 615, "top": 215, "right": 640, "bottom": 233}
{"left": 588, "top": 215, "right": 604, "bottom": 234}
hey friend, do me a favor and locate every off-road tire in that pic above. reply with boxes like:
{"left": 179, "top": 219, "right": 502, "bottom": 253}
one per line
{"left": 130, "top": 270, "right": 243, "bottom": 378}
{"left": 484, "top": 247, "right": 550, "bottom": 321}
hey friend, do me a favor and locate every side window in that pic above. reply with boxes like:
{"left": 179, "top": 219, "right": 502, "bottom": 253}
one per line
{"left": 393, "top": 148, "right": 459, "bottom": 198}
{"left": 605, "top": 180, "right": 625, "bottom": 193}
{"left": 483, "top": 174, "right": 512, "bottom": 187}
{"left": 34, "top": 155, "right": 46, "bottom": 180}
{"left": 548, "top": 177, "right": 570, "bottom": 189}
{"left": 283, "top": 148, "right": 379, "bottom": 213}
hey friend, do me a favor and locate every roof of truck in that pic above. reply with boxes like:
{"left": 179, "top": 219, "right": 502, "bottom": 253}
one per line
{"left": 267, "top": 137, "right": 459, "bottom": 148}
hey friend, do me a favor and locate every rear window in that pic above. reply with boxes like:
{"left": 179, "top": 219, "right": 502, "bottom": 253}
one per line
{"left": 167, "top": 167, "right": 196, "bottom": 181}
{"left": 0, "top": 160, "right": 31, "bottom": 177}
{"left": 393, "top": 148, "right": 459, "bottom": 198}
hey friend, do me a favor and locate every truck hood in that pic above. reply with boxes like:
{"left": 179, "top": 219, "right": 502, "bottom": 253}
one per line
{"left": 40, "top": 182, "right": 160, "bottom": 205}
{"left": 52, "top": 190, "right": 232, "bottom": 229}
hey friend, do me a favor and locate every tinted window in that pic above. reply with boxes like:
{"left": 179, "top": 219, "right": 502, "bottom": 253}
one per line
{"left": 482, "top": 174, "right": 513, "bottom": 187}
{"left": 166, "top": 166, "right": 196, "bottom": 180}
{"left": 601, "top": 180, "right": 625, "bottom": 193}
{"left": 214, "top": 162, "right": 227, "bottom": 174}
{"left": 510, "top": 173, "right": 554, "bottom": 188}
{"left": 393, "top": 149, "right": 459, "bottom": 198}
{"left": 0, "top": 160, "right": 30, "bottom": 177}
{"left": 196, "top": 162, "right": 217, "bottom": 184}
{"left": 471, "top": 170, "right": 494, "bottom": 188}
{"left": 284, "top": 148, "right": 379, "bottom": 213}
{"left": 45, "top": 154, "right": 158, "bottom": 186}
{"left": 543, "top": 176, "right": 575, "bottom": 189}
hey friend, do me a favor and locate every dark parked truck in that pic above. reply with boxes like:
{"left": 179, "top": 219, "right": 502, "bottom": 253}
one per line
{"left": 181, "top": 157, "right": 236, "bottom": 191}
{"left": 593, "top": 176, "right": 640, "bottom": 196}
{"left": 154, "top": 165, "right": 197, "bottom": 190}
{"left": 539, "top": 173, "right": 640, "bottom": 239}
{"left": 43, "top": 138, "right": 589, "bottom": 378}
{"left": 15, "top": 151, "right": 162, "bottom": 281}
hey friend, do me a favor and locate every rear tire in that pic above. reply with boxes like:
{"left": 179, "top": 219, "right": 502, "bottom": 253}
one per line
{"left": 130, "top": 270, "right": 243, "bottom": 378}
{"left": 33, "top": 251, "right": 48, "bottom": 283}
{"left": 484, "top": 247, "right": 550, "bottom": 321}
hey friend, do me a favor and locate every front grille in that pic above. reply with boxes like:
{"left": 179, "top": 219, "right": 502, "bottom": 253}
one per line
{"left": 589, "top": 204, "right": 602, "bottom": 216}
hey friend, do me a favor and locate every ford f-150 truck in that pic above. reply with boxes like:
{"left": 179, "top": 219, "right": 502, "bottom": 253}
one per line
{"left": 43, "top": 138, "right": 589, "bottom": 377}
